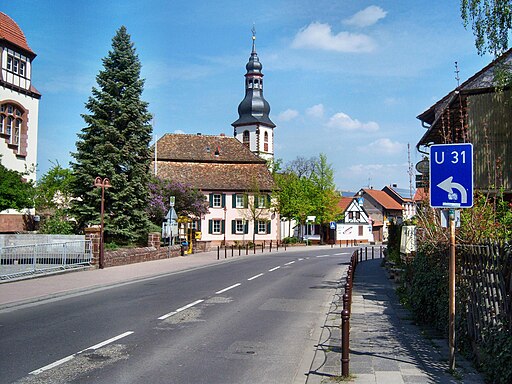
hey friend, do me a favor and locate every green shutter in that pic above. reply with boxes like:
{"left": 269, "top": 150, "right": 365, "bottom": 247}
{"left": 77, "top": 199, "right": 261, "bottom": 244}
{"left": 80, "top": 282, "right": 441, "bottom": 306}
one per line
{"left": 244, "top": 221, "right": 249, "bottom": 234}
{"left": 244, "top": 194, "right": 248, "bottom": 208}
{"left": 267, "top": 221, "right": 271, "bottom": 234}
{"left": 221, "top": 220, "right": 225, "bottom": 234}
{"left": 266, "top": 194, "right": 271, "bottom": 208}
{"left": 208, "top": 219, "right": 213, "bottom": 234}
{"left": 209, "top": 193, "right": 213, "bottom": 208}
{"left": 221, "top": 194, "right": 226, "bottom": 208}
{"left": 232, "top": 220, "right": 236, "bottom": 234}
{"left": 232, "top": 194, "right": 237, "bottom": 208}
{"left": 197, "top": 220, "right": 201, "bottom": 231}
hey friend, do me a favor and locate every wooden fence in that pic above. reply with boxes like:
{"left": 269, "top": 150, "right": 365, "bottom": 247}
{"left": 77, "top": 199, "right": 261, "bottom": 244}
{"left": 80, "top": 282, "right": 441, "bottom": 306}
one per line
{"left": 458, "top": 242, "right": 512, "bottom": 344}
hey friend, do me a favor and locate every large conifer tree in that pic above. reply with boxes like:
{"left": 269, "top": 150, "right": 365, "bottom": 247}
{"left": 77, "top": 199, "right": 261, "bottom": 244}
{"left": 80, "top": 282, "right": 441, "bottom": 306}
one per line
{"left": 71, "top": 26, "right": 152, "bottom": 243}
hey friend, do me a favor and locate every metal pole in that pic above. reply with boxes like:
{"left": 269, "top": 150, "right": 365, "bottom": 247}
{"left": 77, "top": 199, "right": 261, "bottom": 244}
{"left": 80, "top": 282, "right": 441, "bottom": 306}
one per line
{"left": 99, "top": 184, "right": 105, "bottom": 269}
{"left": 341, "top": 293, "right": 350, "bottom": 377}
{"left": 449, "top": 209, "right": 456, "bottom": 371}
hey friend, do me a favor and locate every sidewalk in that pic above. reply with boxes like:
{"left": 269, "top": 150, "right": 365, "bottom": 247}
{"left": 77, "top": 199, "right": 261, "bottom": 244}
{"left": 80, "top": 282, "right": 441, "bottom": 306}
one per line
{"left": 307, "top": 258, "right": 485, "bottom": 384}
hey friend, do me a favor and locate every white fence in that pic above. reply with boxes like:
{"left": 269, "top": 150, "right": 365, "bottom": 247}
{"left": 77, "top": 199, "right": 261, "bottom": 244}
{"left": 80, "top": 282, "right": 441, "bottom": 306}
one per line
{"left": 0, "top": 240, "right": 93, "bottom": 282}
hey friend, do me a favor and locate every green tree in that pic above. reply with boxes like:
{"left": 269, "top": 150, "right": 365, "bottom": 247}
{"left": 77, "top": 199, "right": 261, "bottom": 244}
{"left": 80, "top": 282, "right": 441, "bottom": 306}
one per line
{"left": 0, "top": 160, "right": 34, "bottom": 211}
{"left": 70, "top": 26, "right": 152, "bottom": 244}
{"left": 461, "top": 0, "right": 512, "bottom": 56}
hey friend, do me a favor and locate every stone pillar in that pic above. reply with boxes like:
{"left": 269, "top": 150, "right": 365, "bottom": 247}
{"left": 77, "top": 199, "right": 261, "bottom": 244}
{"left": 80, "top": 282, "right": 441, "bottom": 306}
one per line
{"left": 148, "top": 232, "right": 161, "bottom": 249}
{"left": 85, "top": 227, "right": 101, "bottom": 267}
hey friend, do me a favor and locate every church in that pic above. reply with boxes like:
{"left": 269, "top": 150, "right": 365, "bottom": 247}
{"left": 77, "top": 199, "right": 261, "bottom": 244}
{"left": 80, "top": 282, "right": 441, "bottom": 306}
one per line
{"left": 153, "top": 31, "right": 278, "bottom": 248}
{"left": 0, "top": 12, "right": 41, "bottom": 232}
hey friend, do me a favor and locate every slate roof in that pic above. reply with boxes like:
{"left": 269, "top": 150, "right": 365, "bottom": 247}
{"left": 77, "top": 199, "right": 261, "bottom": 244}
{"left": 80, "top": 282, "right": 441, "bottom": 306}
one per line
{"left": 0, "top": 12, "right": 35, "bottom": 56}
{"left": 362, "top": 189, "right": 403, "bottom": 211}
{"left": 154, "top": 134, "right": 276, "bottom": 192}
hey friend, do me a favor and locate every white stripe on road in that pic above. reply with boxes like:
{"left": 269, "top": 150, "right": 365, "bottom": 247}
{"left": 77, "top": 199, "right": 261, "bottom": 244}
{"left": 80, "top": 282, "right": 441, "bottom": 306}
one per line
{"left": 215, "top": 283, "right": 241, "bottom": 294}
{"left": 284, "top": 261, "right": 295, "bottom": 266}
{"left": 158, "top": 299, "right": 204, "bottom": 320}
{"left": 268, "top": 266, "right": 281, "bottom": 272}
{"left": 334, "top": 252, "right": 351, "bottom": 256}
{"left": 247, "top": 273, "right": 264, "bottom": 281}
{"left": 298, "top": 258, "right": 304, "bottom": 261}
{"left": 30, "top": 331, "right": 134, "bottom": 375}
{"left": 316, "top": 255, "right": 330, "bottom": 258}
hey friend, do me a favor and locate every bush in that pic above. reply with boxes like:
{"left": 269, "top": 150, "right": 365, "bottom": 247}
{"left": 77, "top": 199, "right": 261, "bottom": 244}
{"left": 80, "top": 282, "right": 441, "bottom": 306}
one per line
{"left": 282, "top": 237, "right": 298, "bottom": 244}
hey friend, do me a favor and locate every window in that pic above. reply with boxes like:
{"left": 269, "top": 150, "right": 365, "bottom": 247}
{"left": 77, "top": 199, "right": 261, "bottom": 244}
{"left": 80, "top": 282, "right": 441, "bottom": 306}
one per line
{"left": 264, "top": 131, "right": 268, "bottom": 152}
{"left": 210, "top": 193, "right": 225, "bottom": 208}
{"left": 235, "top": 194, "right": 245, "bottom": 208}
{"left": 20, "top": 61, "right": 25, "bottom": 76}
{"left": 348, "top": 212, "right": 354, "bottom": 220}
{"left": 358, "top": 226, "right": 364, "bottom": 236}
{"left": 6, "top": 55, "right": 26, "bottom": 76}
{"left": 13, "top": 119, "right": 21, "bottom": 146}
{"left": 258, "top": 220, "right": 267, "bottom": 234}
{"left": 236, "top": 220, "right": 245, "bottom": 233}
{"left": 257, "top": 195, "right": 267, "bottom": 208}
{"left": 7, "top": 56, "right": 12, "bottom": 71}
{"left": 243, "top": 130, "right": 250, "bottom": 148}
{"left": 356, "top": 212, "right": 361, "bottom": 220}
{"left": 0, "top": 115, "right": 3, "bottom": 134}
{"left": 213, "top": 220, "right": 222, "bottom": 234}
{"left": 6, "top": 116, "right": 12, "bottom": 136}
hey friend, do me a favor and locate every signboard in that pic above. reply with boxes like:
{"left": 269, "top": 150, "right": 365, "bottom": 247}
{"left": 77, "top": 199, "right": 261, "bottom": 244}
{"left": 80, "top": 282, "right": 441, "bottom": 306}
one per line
{"left": 329, "top": 221, "right": 336, "bottom": 230}
{"left": 430, "top": 143, "right": 473, "bottom": 208}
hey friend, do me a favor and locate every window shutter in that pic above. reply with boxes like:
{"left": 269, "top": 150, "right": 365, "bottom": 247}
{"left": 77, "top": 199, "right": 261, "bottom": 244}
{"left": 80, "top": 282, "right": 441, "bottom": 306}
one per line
{"left": 221, "top": 220, "right": 225, "bottom": 234}
{"left": 221, "top": 194, "right": 226, "bottom": 208}
{"left": 209, "top": 193, "right": 213, "bottom": 208}
{"left": 232, "top": 220, "right": 236, "bottom": 234}
{"left": 266, "top": 194, "right": 271, "bottom": 208}
{"left": 267, "top": 221, "right": 271, "bottom": 234}
{"left": 244, "top": 221, "right": 249, "bottom": 234}
{"left": 197, "top": 220, "right": 201, "bottom": 231}
{"left": 244, "top": 194, "right": 248, "bottom": 208}
{"left": 232, "top": 194, "right": 237, "bottom": 208}
{"left": 208, "top": 219, "right": 213, "bottom": 234}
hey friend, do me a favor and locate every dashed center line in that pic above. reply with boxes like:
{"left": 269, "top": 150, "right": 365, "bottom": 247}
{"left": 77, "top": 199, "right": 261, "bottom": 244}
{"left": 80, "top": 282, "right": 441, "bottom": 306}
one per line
{"left": 268, "top": 266, "right": 281, "bottom": 272}
{"left": 215, "top": 283, "right": 241, "bottom": 294}
{"left": 30, "top": 331, "right": 134, "bottom": 375}
{"left": 247, "top": 273, "right": 264, "bottom": 281}
{"left": 158, "top": 299, "right": 205, "bottom": 320}
{"left": 316, "top": 255, "right": 330, "bottom": 258}
{"left": 284, "top": 261, "right": 296, "bottom": 266}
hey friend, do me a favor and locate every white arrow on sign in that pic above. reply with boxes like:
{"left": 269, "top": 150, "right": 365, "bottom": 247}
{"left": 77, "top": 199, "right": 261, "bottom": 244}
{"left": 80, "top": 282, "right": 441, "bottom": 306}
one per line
{"left": 437, "top": 176, "right": 467, "bottom": 204}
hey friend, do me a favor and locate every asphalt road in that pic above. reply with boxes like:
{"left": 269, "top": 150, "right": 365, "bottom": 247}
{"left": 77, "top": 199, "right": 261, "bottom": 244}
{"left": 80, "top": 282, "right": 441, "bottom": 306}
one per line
{"left": 0, "top": 247, "right": 353, "bottom": 384}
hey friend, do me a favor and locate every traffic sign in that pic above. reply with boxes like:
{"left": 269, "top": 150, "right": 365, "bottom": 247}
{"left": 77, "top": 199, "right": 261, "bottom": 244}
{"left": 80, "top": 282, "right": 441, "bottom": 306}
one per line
{"left": 430, "top": 143, "right": 473, "bottom": 208}
{"left": 329, "top": 221, "right": 336, "bottom": 230}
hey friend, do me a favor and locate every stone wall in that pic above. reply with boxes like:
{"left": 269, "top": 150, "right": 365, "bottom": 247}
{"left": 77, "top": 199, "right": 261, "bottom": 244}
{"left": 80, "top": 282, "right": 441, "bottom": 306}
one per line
{"left": 104, "top": 245, "right": 181, "bottom": 268}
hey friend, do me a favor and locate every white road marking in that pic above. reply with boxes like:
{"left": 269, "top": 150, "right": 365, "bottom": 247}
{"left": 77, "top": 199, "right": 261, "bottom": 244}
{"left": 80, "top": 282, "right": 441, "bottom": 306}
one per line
{"left": 268, "top": 266, "right": 281, "bottom": 272}
{"left": 158, "top": 299, "right": 205, "bottom": 320}
{"left": 30, "top": 331, "right": 134, "bottom": 375}
{"left": 298, "top": 258, "right": 304, "bottom": 261}
{"left": 247, "top": 273, "right": 264, "bottom": 281}
{"left": 284, "top": 261, "right": 296, "bottom": 266}
{"left": 316, "top": 255, "right": 330, "bottom": 258}
{"left": 334, "top": 252, "right": 351, "bottom": 256}
{"left": 215, "top": 283, "right": 241, "bottom": 294}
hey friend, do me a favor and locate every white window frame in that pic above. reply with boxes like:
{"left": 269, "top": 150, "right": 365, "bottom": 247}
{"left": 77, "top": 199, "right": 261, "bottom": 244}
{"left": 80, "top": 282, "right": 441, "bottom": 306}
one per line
{"left": 212, "top": 194, "right": 221, "bottom": 208}
{"left": 212, "top": 219, "right": 222, "bottom": 234}
{"left": 235, "top": 219, "right": 245, "bottom": 234}
{"left": 258, "top": 220, "right": 267, "bottom": 234}
{"left": 257, "top": 195, "right": 266, "bottom": 208}
{"left": 235, "top": 194, "right": 245, "bottom": 209}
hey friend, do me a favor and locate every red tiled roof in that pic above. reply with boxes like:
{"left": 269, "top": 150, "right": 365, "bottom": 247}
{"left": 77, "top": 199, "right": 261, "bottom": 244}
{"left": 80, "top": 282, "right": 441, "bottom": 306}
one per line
{"left": 413, "top": 187, "right": 428, "bottom": 202}
{"left": 0, "top": 12, "right": 35, "bottom": 56}
{"left": 154, "top": 133, "right": 276, "bottom": 192}
{"left": 363, "top": 189, "right": 403, "bottom": 210}
{"left": 337, "top": 197, "right": 353, "bottom": 213}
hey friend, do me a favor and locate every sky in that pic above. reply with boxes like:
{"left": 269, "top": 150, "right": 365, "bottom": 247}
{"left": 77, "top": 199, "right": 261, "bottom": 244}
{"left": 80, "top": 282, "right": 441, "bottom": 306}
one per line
{"left": 4, "top": 1, "right": 492, "bottom": 194}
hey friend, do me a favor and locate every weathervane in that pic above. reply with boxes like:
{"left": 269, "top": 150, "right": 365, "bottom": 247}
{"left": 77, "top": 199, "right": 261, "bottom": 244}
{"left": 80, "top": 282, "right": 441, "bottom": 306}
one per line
{"left": 252, "top": 24, "right": 256, "bottom": 41}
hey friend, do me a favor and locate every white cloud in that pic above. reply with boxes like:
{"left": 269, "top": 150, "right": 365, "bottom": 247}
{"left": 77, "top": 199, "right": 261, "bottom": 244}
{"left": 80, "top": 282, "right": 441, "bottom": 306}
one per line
{"left": 306, "top": 104, "right": 324, "bottom": 118}
{"left": 327, "top": 112, "right": 379, "bottom": 132}
{"left": 291, "top": 22, "right": 375, "bottom": 53}
{"left": 360, "top": 138, "right": 406, "bottom": 155}
{"left": 173, "top": 129, "right": 185, "bottom": 134}
{"left": 277, "top": 109, "right": 299, "bottom": 121}
{"left": 344, "top": 6, "right": 387, "bottom": 28}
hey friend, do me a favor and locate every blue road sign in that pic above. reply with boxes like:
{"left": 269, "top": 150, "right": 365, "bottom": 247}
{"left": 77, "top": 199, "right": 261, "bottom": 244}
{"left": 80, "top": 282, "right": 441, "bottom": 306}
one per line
{"left": 329, "top": 221, "right": 336, "bottom": 230}
{"left": 430, "top": 143, "right": 473, "bottom": 208}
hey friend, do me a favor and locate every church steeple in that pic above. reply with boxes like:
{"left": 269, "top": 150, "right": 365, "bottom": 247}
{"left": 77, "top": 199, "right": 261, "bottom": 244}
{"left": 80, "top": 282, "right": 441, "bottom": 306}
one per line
{"left": 233, "top": 27, "right": 275, "bottom": 162}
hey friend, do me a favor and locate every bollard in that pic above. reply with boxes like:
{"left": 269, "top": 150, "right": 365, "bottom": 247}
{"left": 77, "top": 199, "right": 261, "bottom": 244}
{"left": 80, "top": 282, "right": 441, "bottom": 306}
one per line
{"left": 341, "top": 302, "right": 350, "bottom": 377}
{"left": 239, "top": 245, "right": 241, "bottom": 256}
{"left": 224, "top": 246, "right": 227, "bottom": 259}
{"left": 231, "top": 245, "right": 234, "bottom": 257}
{"left": 262, "top": 242, "right": 264, "bottom": 253}
{"left": 380, "top": 245, "right": 383, "bottom": 258}
{"left": 372, "top": 246, "right": 374, "bottom": 259}
{"left": 270, "top": 240, "right": 272, "bottom": 253}
{"left": 254, "top": 243, "right": 256, "bottom": 254}
{"left": 246, "top": 243, "right": 249, "bottom": 255}
{"left": 365, "top": 247, "right": 367, "bottom": 261}
{"left": 217, "top": 246, "right": 220, "bottom": 260}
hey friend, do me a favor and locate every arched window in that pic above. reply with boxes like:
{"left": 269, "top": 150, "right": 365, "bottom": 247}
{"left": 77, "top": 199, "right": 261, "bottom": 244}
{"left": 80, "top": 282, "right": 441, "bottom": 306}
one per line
{"left": 264, "top": 131, "right": 269, "bottom": 152}
{"left": 1, "top": 102, "right": 26, "bottom": 153}
{"left": 243, "top": 130, "right": 250, "bottom": 148}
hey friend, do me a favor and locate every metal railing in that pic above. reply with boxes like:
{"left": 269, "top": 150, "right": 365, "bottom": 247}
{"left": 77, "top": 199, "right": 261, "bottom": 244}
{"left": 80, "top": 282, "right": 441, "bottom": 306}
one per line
{"left": 0, "top": 240, "right": 93, "bottom": 281}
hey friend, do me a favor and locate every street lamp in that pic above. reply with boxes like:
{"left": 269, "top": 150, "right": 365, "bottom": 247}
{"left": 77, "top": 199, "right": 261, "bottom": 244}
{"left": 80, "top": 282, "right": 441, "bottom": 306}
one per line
{"left": 94, "top": 177, "right": 111, "bottom": 269}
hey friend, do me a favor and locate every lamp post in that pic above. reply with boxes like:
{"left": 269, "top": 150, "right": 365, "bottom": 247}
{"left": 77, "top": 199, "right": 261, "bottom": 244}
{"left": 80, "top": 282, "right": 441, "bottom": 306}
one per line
{"left": 94, "top": 177, "right": 111, "bottom": 269}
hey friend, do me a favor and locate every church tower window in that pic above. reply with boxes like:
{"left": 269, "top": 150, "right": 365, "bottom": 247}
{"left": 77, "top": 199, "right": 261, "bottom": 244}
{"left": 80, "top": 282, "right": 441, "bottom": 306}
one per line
{"left": 243, "top": 130, "right": 250, "bottom": 148}
{"left": 264, "top": 131, "right": 268, "bottom": 152}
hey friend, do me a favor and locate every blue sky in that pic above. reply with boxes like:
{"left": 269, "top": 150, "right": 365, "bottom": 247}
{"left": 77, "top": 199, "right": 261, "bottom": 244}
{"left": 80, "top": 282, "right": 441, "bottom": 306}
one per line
{"left": 4, "top": 1, "right": 492, "bottom": 193}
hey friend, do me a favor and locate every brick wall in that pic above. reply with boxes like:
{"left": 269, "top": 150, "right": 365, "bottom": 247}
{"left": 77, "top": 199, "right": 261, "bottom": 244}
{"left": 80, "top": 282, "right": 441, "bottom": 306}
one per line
{"left": 0, "top": 214, "right": 31, "bottom": 233}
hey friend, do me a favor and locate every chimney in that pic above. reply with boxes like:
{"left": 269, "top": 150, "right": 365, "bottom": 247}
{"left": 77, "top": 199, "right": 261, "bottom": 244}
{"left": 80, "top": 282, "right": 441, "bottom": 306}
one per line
{"left": 197, "top": 133, "right": 201, "bottom": 135}
{"left": 220, "top": 133, "right": 225, "bottom": 137}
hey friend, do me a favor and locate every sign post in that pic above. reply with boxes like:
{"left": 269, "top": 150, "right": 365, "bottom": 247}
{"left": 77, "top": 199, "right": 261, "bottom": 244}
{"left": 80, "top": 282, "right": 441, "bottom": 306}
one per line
{"left": 429, "top": 143, "right": 473, "bottom": 371}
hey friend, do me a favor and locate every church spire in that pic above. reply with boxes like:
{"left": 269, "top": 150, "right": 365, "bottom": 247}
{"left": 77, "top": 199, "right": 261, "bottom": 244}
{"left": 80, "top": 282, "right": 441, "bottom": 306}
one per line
{"left": 232, "top": 28, "right": 275, "bottom": 130}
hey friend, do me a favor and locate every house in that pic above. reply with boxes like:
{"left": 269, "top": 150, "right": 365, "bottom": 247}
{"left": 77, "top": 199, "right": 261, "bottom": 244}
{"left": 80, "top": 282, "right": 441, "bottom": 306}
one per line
{"left": 357, "top": 188, "right": 403, "bottom": 242}
{"left": 0, "top": 12, "right": 41, "bottom": 232}
{"left": 381, "top": 185, "right": 416, "bottom": 220}
{"left": 154, "top": 133, "right": 277, "bottom": 249}
{"left": 416, "top": 49, "right": 512, "bottom": 196}
{"left": 335, "top": 196, "right": 373, "bottom": 243}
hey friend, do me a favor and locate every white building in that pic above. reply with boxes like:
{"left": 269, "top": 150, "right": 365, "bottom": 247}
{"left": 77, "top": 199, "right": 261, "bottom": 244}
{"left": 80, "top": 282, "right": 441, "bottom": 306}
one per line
{"left": 0, "top": 12, "right": 41, "bottom": 232}
{"left": 336, "top": 197, "right": 374, "bottom": 243}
